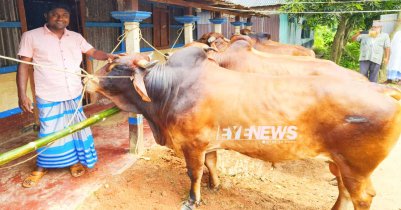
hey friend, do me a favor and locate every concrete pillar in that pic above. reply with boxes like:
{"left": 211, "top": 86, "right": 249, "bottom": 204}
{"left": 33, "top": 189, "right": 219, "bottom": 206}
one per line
{"left": 230, "top": 21, "right": 244, "bottom": 35}
{"left": 124, "top": 21, "right": 140, "bottom": 53}
{"left": 174, "top": 15, "right": 200, "bottom": 44}
{"left": 184, "top": 23, "right": 194, "bottom": 43}
{"left": 111, "top": 10, "right": 151, "bottom": 154}
{"left": 209, "top": 18, "right": 227, "bottom": 34}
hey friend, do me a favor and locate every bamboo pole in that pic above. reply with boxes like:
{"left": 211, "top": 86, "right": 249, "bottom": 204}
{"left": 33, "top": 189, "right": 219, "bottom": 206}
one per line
{"left": 0, "top": 107, "right": 122, "bottom": 166}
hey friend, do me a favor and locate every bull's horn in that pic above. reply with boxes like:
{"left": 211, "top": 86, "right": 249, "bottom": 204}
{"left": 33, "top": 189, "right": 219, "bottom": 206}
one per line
{"left": 251, "top": 48, "right": 270, "bottom": 57}
{"left": 223, "top": 38, "right": 230, "bottom": 42}
{"left": 208, "top": 36, "right": 216, "bottom": 43}
{"left": 107, "top": 63, "right": 120, "bottom": 72}
{"left": 203, "top": 46, "right": 216, "bottom": 52}
{"left": 137, "top": 59, "right": 159, "bottom": 69}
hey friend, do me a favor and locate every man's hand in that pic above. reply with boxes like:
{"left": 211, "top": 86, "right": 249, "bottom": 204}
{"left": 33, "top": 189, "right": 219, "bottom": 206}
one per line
{"left": 383, "top": 58, "right": 389, "bottom": 66}
{"left": 18, "top": 95, "right": 33, "bottom": 113}
{"left": 107, "top": 53, "right": 120, "bottom": 63}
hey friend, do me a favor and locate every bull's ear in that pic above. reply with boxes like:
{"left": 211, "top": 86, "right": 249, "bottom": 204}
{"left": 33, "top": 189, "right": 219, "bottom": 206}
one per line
{"left": 133, "top": 71, "right": 151, "bottom": 102}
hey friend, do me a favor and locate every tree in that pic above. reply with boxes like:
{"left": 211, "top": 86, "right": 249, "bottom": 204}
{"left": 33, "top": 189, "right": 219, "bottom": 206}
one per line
{"left": 279, "top": 0, "right": 401, "bottom": 64}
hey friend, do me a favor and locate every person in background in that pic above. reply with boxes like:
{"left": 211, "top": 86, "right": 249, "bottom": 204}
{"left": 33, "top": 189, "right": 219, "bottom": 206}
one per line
{"left": 386, "top": 30, "right": 401, "bottom": 84}
{"left": 17, "top": 4, "right": 118, "bottom": 188}
{"left": 351, "top": 21, "right": 391, "bottom": 83}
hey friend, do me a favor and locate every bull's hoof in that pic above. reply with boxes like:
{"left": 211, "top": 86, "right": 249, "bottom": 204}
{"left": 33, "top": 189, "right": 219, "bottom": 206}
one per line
{"left": 206, "top": 184, "right": 220, "bottom": 194}
{"left": 181, "top": 201, "right": 197, "bottom": 210}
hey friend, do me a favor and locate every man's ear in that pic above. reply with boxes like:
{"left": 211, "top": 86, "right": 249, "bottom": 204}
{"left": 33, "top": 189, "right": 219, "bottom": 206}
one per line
{"left": 44, "top": 13, "right": 48, "bottom": 21}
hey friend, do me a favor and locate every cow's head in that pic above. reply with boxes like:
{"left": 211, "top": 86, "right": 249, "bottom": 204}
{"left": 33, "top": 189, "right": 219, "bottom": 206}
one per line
{"left": 86, "top": 53, "right": 158, "bottom": 110}
{"left": 248, "top": 33, "right": 271, "bottom": 44}
{"left": 197, "top": 33, "right": 230, "bottom": 52}
{"left": 240, "top": 29, "right": 253, "bottom": 35}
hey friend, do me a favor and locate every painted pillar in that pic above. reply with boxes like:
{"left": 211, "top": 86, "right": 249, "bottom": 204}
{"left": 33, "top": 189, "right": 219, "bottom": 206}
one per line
{"left": 231, "top": 16, "right": 244, "bottom": 35}
{"left": 209, "top": 12, "right": 226, "bottom": 34}
{"left": 111, "top": 10, "right": 151, "bottom": 154}
{"left": 245, "top": 17, "right": 253, "bottom": 30}
{"left": 209, "top": 19, "right": 227, "bottom": 34}
{"left": 174, "top": 16, "right": 200, "bottom": 44}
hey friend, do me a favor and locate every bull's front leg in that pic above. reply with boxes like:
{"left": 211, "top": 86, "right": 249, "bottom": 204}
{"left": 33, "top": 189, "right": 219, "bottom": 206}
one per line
{"left": 205, "top": 151, "right": 220, "bottom": 193}
{"left": 181, "top": 144, "right": 206, "bottom": 210}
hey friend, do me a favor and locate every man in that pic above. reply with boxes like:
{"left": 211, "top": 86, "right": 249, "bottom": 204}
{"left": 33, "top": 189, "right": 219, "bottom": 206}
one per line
{"left": 17, "top": 4, "right": 117, "bottom": 188}
{"left": 386, "top": 30, "right": 401, "bottom": 83}
{"left": 351, "top": 22, "right": 391, "bottom": 83}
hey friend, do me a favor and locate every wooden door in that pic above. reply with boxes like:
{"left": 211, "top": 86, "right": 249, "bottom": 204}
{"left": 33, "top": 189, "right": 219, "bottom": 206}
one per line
{"left": 153, "top": 9, "right": 170, "bottom": 49}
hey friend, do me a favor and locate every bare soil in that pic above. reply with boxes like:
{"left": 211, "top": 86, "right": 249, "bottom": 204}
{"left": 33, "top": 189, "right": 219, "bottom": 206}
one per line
{"left": 82, "top": 141, "right": 401, "bottom": 210}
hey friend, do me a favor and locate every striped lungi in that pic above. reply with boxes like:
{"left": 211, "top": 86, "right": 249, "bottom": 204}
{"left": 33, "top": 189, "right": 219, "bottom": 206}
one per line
{"left": 387, "top": 70, "right": 401, "bottom": 81}
{"left": 36, "top": 95, "right": 98, "bottom": 168}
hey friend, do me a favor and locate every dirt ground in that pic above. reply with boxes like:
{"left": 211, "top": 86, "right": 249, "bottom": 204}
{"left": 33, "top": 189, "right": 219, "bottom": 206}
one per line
{"left": 82, "top": 140, "right": 401, "bottom": 210}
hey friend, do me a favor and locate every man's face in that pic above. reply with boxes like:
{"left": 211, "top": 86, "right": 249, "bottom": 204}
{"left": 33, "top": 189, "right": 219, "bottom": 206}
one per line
{"left": 371, "top": 25, "right": 382, "bottom": 32}
{"left": 44, "top": 8, "right": 70, "bottom": 30}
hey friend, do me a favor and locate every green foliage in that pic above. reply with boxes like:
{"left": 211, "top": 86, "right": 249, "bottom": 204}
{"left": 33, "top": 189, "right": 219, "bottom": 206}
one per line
{"left": 314, "top": 25, "right": 361, "bottom": 70}
{"left": 279, "top": 0, "right": 401, "bottom": 29}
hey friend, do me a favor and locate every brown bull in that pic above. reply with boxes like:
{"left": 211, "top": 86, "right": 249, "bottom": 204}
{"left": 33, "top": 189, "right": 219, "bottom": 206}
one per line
{"left": 187, "top": 36, "right": 369, "bottom": 83}
{"left": 87, "top": 47, "right": 401, "bottom": 210}
{"left": 199, "top": 32, "right": 315, "bottom": 57}
{"left": 247, "top": 32, "right": 316, "bottom": 57}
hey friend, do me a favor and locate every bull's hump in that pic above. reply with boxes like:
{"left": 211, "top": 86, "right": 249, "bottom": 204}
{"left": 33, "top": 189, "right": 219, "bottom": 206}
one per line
{"left": 167, "top": 47, "right": 208, "bottom": 68}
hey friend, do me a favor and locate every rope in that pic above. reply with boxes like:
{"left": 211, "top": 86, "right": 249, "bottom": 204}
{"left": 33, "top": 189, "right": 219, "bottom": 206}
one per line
{"left": 0, "top": 55, "right": 87, "bottom": 77}
{"left": 169, "top": 23, "right": 195, "bottom": 53}
{"left": 0, "top": 83, "right": 88, "bottom": 170}
{"left": 0, "top": 21, "right": 190, "bottom": 168}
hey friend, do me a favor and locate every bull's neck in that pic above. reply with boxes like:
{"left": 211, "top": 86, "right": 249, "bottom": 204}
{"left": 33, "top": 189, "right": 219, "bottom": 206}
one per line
{"left": 144, "top": 63, "right": 172, "bottom": 109}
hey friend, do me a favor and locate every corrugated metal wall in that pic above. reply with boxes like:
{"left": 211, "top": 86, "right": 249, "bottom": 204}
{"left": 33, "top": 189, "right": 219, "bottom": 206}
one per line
{"left": 0, "top": 0, "right": 21, "bottom": 67}
{"left": 380, "top": 14, "right": 398, "bottom": 35}
{"left": 85, "top": 0, "right": 120, "bottom": 53}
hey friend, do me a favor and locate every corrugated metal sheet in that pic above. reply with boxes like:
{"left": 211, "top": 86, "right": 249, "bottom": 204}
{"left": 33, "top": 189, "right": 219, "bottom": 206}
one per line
{"left": 261, "top": 15, "right": 280, "bottom": 41}
{"left": 380, "top": 14, "right": 398, "bottom": 35}
{"left": 85, "top": 0, "right": 120, "bottom": 52}
{"left": 0, "top": 0, "right": 21, "bottom": 67}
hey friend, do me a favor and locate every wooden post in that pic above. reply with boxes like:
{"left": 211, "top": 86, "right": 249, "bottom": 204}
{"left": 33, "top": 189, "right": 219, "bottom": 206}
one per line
{"left": 17, "top": 0, "right": 40, "bottom": 131}
{"left": 246, "top": 17, "right": 252, "bottom": 30}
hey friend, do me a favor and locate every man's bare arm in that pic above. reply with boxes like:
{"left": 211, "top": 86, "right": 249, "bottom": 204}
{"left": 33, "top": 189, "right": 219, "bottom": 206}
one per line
{"left": 350, "top": 31, "right": 361, "bottom": 42}
{"left": 85, "top": 48, "right": 118, "bottom": 63}
{"left": 383, "top": 47, "right": 391, "bottom": 65}
{"left": 16, "top": 56, "right": 34, "bottom": 113}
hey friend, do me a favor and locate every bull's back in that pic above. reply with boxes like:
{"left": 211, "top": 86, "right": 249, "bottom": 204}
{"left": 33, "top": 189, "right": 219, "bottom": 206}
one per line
{"left": 185, "top": 69, "right": 401, "bottom": 165}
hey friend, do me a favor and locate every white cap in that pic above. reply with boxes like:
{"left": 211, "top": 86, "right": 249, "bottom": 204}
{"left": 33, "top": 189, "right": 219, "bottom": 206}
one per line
{"left": 372, "top": 21, "right": 383, "bottom": 27}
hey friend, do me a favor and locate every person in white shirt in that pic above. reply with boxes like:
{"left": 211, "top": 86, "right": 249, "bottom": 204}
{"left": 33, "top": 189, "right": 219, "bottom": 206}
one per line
{"left": 386, "top": 31, "right": 401, "bottom": 84}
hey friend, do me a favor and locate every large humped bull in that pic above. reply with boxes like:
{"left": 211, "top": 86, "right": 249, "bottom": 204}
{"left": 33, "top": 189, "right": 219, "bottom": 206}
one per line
{"left": 86, "top": 47, "right": 401, "bottom": 210}
{"left": 189, "top": 35, "right": 369, "bottom": 82}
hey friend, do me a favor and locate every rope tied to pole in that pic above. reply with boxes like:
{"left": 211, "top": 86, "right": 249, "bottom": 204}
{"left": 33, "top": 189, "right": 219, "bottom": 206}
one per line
{"left": 169, "top": 22, "right": 195, "bottom": 53}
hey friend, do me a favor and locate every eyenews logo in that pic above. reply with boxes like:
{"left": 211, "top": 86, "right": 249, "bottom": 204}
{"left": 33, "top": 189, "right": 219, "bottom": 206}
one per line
{"left": 216, "top": 126, "right": 298, "bottom": 144}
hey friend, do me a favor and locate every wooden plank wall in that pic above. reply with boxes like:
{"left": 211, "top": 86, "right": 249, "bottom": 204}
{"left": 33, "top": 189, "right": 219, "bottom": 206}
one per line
{"left": 85, "top": 0, "right": 120, "bottom": 52}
